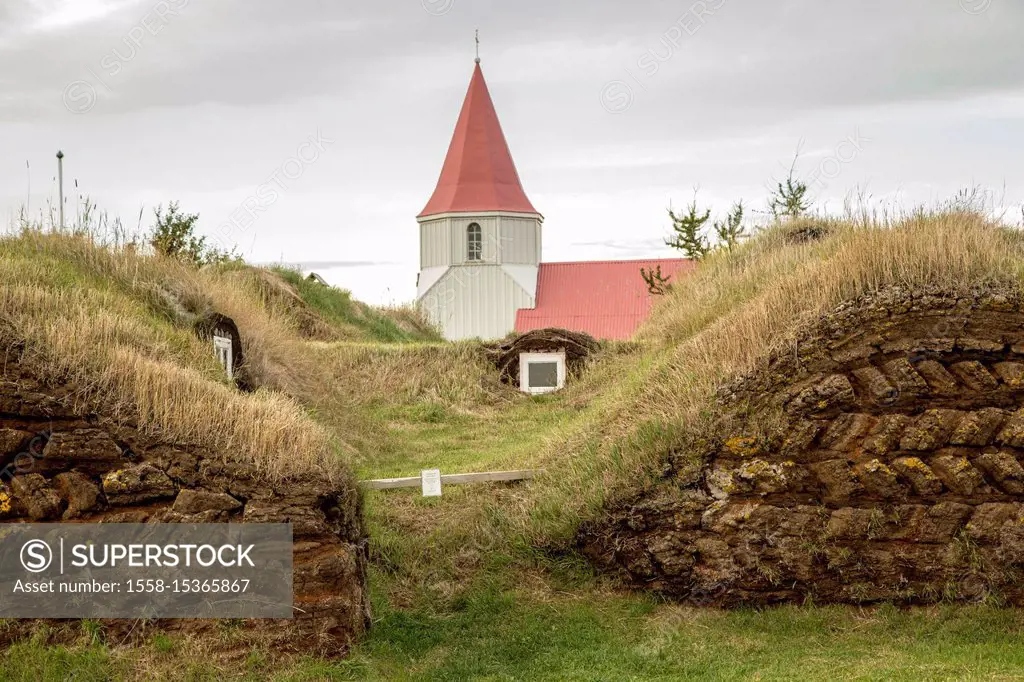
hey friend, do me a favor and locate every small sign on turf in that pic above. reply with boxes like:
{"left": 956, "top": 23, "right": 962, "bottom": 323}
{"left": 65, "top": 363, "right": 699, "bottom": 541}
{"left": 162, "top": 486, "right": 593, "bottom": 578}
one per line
{"left": 421, "top": 469, "right": 442, "bottom": 497}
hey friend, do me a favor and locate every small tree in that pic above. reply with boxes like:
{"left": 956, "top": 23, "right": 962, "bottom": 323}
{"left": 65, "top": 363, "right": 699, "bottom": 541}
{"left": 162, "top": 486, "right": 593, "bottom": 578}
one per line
{"left": 665, "top": 193, "right": 711, "bottom": 261}
{"left": 768, "top": 155, "right": 811, "bottom": 220}
{"left": 640, "top": 264, "right": 671, "bottom": 295}
{"left": 713, "top": 200, "right": 746, "bottom": 251}
{"left": 150, "top": 202, "right": 205, "bottom": 264}
{"left": 150, "top": 202, "right": 239, "bottom": 266}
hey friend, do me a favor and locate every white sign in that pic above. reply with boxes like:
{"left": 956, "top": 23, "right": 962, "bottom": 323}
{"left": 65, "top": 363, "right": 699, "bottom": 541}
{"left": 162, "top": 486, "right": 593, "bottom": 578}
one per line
{"left": 421, "top": 469, "right": 442, "bottom": 497}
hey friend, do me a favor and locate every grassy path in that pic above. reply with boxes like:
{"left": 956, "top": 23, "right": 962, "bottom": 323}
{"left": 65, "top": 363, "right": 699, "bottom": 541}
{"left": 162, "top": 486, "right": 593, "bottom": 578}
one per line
{"left": 321, "top": 389, "right": 1024, "bottom": 681}
{"left": 9, "top": 599, "right": 1024, "bottom": 680}
{"left": 305, "top": 598, "right": 1024, "bottom": 681}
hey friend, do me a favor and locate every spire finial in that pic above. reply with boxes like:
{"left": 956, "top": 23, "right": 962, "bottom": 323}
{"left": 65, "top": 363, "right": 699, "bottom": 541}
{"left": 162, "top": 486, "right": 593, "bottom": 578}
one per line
{"left": 474, "top": 29, "right": 480, "bottom": 64}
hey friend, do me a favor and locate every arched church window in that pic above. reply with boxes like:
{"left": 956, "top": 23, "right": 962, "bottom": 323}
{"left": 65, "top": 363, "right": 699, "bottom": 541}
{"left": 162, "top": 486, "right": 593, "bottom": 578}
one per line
{"left": 467, "top": 223, "right": 482, "bottom": 261}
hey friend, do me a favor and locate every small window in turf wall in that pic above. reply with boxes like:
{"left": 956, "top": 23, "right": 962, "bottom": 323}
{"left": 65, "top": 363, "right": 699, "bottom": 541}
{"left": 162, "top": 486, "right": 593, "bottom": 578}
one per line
{"left": 519, "top": 351, "right": 566, "bottom": 394}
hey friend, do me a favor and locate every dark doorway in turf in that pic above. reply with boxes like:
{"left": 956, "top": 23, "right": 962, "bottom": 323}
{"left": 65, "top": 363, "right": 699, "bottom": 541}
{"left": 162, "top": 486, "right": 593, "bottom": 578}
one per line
{"left": 193, "top": 313, "right": 250, "bottom": 391}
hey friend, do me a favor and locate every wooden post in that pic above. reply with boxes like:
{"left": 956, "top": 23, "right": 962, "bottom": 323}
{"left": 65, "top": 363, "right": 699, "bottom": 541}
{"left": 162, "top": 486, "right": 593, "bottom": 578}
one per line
{"left": 360, "top": 469, "right": 539, "bottom": 492}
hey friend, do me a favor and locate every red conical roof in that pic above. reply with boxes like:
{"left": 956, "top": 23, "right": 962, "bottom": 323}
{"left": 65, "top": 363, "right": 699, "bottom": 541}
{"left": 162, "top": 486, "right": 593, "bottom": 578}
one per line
{"left": 418, "top": 63, "right": 539, "bottom": 218}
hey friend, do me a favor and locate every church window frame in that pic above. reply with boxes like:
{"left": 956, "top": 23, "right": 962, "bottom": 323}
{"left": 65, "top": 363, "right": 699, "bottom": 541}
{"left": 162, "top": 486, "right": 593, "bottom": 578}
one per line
{"left": 467, "top": 223, "right": 483, "bottom": 261}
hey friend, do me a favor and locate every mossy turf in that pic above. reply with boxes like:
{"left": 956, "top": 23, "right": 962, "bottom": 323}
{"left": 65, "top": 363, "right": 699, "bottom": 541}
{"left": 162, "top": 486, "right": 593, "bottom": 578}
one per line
{"left": 272, "top": 267, "right": 441, "bottom": 344}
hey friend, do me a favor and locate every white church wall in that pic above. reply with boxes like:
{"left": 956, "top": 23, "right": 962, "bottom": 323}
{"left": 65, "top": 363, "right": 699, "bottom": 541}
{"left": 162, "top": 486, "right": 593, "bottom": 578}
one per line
{"left": 499, "top": 217, "right": 541, "bottom": 264}
{"left": 417, "top": 211, "right": 542, "bottom": 339}
{"left": 448, "top": 217, "right": 499, "bottom": 264}
{"left": 416, "top": 265, "right": 449, "bottom": 300}
{"left": 419, "top": 264, "right": 534, "bottom": 340}
{"left": 501, "top": 264, "right": 539, "bottom": 300}
{"left": 419, "top": 217, "right": 451, "bottom": 268}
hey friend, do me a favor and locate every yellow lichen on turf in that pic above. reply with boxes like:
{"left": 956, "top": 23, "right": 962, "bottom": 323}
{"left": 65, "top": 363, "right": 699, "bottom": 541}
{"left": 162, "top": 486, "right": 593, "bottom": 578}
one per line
{"left": 102, "top": 470, "right": 126, "bottom": 491}
{"left": 899, "top": 457, "right": 939, "bottom": 478}
{"left": 953, "top": 457, "right": 973, "bottom": 473}
{"left": 864, "top": 459, "right": 895, "bottom": 476}
{"left": 724, "top": 436, "right": 760, "bottom": 457}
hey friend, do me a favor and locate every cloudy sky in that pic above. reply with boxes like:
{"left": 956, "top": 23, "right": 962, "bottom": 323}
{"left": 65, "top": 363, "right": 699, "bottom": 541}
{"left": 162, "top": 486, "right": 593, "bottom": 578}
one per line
{"left": 2, "top": 0, "right": 1022, "bottom": 303}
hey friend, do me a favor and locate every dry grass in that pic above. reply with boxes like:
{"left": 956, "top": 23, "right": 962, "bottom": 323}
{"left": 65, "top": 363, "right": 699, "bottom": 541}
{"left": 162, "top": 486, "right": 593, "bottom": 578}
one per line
{"left": 301, "top": 340, "right": 523, "bottom": 477}
{"left": 310, "top": 341, "right": 506, "bottom": 409}
{"left": 0, "top": 229, "right": 348, "bottom": 482}
{"left": 302, "top": 210, "right": 1024, "bottom": 594}
{"left": 9, "top": 211, "right": 1019, "bottom": 565}
{"left": 519, "top": 211, "right": 1024, "bottom": 543}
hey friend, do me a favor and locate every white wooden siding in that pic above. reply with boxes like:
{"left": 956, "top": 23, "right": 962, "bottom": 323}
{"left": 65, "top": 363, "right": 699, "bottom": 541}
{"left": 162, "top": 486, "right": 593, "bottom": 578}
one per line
{"left": 419, "top": 218, "right": 451, "bottom": 268}
{"left": 499, "top": 217, "right": 540, "bottom": 264}
{"left": 447, "top": 217, "right": 498, "bottom": 264}
{"left": 419, "top": 213, "right": 542, "bottom": 268}
{"left": 417, "top": 211, "right": 543, "bottom": 339}
{"left": 419, "top": 265, "right": 535, "bottom": 340}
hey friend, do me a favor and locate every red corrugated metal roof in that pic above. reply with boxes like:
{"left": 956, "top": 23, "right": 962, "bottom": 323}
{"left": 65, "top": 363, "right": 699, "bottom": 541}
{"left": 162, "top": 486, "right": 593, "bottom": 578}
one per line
{"left": 419, "top": 63, "right": 539, "bottom": 218}
{"left": 514, "top": 258, "right": 693, "bottom": 340}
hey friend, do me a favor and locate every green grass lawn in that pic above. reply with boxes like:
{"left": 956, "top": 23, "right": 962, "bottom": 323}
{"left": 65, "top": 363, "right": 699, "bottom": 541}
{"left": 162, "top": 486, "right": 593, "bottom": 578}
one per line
{"left": 360, "top": 394, "right": 574, "bottom": 479}
{"left": 9, "top": 594, "right": 1024, "bottom": 681}
{"left": 289, "top": 593, "right": 1024, "bottom": 681}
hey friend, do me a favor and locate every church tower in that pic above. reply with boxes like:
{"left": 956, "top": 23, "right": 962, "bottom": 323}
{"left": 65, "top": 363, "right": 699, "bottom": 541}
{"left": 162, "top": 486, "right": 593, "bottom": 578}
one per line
{"left": 416, "top": 58, "right": 543, "bottom": 340}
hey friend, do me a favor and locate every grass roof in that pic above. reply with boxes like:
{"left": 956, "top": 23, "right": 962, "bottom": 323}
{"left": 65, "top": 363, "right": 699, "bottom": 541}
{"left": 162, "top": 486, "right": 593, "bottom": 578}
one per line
{"left": 520, "top": 210, "right": 1024, "bottom": 542}
{"left": 0, "top": 229, "right": 435, "bottom": 484}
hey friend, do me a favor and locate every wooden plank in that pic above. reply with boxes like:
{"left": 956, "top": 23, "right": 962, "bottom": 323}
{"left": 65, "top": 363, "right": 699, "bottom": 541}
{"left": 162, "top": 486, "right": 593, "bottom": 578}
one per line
{"left": 361, "top": 476, "right": 420, "bottom": 490}
{"left": 360, "top": 469, "right": 539, "bottom": 490}
{"left": 440, "top": 469, "right": 538, "bottom": 485}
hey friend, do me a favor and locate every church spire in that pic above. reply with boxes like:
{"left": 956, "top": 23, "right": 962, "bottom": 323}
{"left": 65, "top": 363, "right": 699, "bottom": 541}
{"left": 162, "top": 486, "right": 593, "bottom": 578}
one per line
{"left": 418, "top": 59, "right": 539, "bottom": 218}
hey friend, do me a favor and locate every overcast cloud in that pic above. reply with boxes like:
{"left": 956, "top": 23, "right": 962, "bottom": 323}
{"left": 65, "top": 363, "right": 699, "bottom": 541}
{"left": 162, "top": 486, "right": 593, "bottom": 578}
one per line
{"left": 1, "top": 0, "right": 1022, "bottom": 303}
